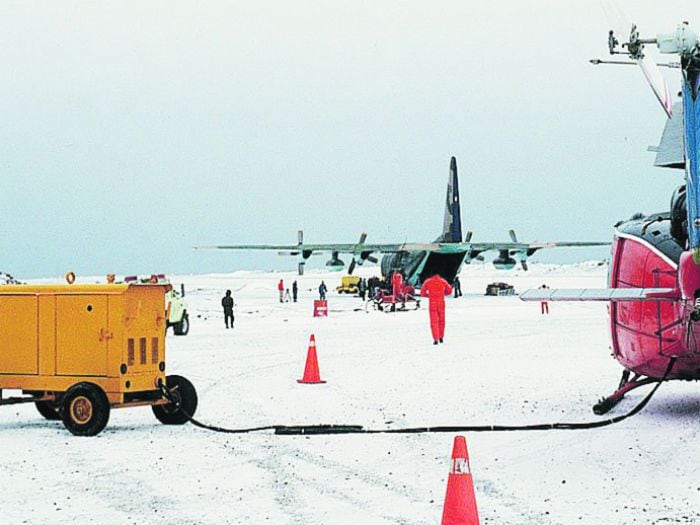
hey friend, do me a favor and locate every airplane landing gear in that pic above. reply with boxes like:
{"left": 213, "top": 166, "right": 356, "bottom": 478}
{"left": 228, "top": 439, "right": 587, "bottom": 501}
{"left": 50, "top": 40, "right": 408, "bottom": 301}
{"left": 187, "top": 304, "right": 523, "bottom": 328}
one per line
{"left": 592, "top": 370, "right": 659, "bottom": 415}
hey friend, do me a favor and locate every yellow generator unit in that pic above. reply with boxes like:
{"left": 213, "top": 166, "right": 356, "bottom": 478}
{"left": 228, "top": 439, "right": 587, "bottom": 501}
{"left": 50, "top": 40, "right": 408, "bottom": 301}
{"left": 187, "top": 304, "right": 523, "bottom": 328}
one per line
{"left": 0, "top": 280, "right": 197, "bottom": 436}
{"left": 336, "top": 275, "right": 361, "bottom": 294}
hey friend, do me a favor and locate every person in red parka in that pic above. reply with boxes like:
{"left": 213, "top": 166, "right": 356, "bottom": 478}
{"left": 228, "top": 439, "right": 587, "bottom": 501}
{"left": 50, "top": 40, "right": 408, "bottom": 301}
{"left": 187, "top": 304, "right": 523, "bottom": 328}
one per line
{"left": 277, "top": 279, "right": 284, "bottom": 303}
{"left": 391, "top": 271, "right": 404, "bottom": 300}
{"left": 420, "top": 273, "right": 453, "bottom": 345}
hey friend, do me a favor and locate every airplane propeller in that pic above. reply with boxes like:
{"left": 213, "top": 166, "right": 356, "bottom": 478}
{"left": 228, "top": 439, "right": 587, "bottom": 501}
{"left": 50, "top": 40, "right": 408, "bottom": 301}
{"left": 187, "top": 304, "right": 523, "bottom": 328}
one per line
{"left": 508, "top": 229, "right": 537, "bottom": 271}
{"left": 297, "top": 230, "right": 305, "bottom": 275}
{"left": 463, "top": 230, "right": 485, "bottom": 263}
{"left": 348, "top": 232, "right": 379, "bottom": 275}
{"left": 286, "top": 230, "right": 380, "bottom": 275}
{"left": 286, "top": 230, "right": 315, "bottom": 275}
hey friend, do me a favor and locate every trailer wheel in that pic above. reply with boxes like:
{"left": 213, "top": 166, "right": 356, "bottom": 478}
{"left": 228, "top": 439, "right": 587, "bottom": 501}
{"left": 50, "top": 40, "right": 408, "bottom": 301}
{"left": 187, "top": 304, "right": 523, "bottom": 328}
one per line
{"left": 60, "top": 383, "right": 110, "bottom": 437}
{"left": 153, "top": 375, "right": 198, "bottom": 425}
{"left": 35, "top": 400, "right": 61, "bottom": 421}
{"left": 173, "top": 312, "right": 190, "bottom": 336}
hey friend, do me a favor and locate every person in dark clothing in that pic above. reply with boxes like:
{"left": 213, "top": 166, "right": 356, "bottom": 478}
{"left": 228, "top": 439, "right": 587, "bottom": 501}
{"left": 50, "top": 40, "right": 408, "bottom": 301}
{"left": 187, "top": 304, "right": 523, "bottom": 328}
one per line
{"left": 453, "top": 276, "right": 463, "bottom": 298}
{"left": 222, "top": 290, "right": 234, "bottom": 329}
{"left": 358, "top": 278, "right": 367, "bottom": 301}
{"left": 292, "top": 280, "right": 298, "bottom": 302}
{"left": 368, "top": 277, "right": 378, "bottom": 298}
{"left": 319, "top": 281, "right": 327, "bottom": 300}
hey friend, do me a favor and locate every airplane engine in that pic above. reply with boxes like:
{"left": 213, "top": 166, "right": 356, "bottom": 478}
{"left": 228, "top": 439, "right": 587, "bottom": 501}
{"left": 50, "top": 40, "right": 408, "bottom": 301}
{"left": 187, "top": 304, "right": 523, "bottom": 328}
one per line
{"left": 492, "top": 250, "right": 516, "bottom": 270}
{"left": 326, "top": 251, "right": 345, "bottom": 271}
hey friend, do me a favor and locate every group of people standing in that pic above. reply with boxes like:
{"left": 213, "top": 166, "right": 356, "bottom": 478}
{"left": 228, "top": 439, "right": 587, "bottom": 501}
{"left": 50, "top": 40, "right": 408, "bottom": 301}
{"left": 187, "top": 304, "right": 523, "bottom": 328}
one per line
{"left": 222, "top": 272, "right": 549, "bottom": 340}
{"left": 277, "top": 279, "right": 299, "bottom": 303}
{"left": 220, "top": 278, "right": 326, "bottom": 329}
{"left": 277, "top": 278, "right": 328, "bottom": 302}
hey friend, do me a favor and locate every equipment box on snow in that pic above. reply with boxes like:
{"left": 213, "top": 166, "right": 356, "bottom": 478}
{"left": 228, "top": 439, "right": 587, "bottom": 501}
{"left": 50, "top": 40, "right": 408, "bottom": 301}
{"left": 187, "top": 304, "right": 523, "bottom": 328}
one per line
{"left": 485, "top": 282, "right": 516, "bottom": 296}
{"left": 0, "top": 282, "right": 197, "bottom": 436}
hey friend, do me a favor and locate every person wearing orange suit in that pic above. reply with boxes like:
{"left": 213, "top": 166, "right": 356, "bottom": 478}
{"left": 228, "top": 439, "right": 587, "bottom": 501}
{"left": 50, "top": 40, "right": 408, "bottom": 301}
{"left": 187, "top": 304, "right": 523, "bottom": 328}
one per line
{"left": 420, "top": 273, "right": 453, "bottom": 345}
{"left": 539, "top": 283, "right": 550, "bottom": 315}
{"left": 391, "top": 271, "right": 404, "bottom": 300}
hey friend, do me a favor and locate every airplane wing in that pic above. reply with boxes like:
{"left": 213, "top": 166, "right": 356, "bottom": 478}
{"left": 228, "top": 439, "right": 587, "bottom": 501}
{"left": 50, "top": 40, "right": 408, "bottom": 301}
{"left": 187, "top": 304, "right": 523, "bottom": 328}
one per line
{"left": 519, "top": 288, "right": 679, "bottom": 301}
{"left": 197, "top": 240, "right": 610, "bottom": 255}
{"left": 195, "top": 242, "right": 439, "bottom": 254}
{"left": 196, "top": 234, "right": 610, "bottom": 276}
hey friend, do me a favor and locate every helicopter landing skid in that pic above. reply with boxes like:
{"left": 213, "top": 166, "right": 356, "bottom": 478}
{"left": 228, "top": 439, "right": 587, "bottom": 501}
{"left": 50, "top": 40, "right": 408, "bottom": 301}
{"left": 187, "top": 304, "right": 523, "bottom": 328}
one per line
{"left": 592, "top": 372, "right": 659, "bottom": 415}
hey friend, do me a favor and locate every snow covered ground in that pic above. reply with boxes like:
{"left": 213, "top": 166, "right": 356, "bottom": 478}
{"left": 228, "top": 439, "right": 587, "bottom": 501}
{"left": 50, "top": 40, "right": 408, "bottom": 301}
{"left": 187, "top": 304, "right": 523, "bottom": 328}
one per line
{"left": 1, "top": 262, "right": 699, "bottom": 525}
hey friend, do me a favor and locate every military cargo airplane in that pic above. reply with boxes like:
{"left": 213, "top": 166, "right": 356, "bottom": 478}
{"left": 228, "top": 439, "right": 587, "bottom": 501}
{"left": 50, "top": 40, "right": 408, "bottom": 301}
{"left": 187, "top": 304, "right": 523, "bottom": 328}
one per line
{"left": 198, "top": 157, "right": 608, "bottom": 287}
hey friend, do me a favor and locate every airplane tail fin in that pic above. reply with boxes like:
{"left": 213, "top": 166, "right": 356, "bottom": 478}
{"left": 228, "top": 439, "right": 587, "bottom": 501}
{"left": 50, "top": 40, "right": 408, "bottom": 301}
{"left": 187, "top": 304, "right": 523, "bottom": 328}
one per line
{"left": 441, "top": 156, "right": 463, "bottom": 243}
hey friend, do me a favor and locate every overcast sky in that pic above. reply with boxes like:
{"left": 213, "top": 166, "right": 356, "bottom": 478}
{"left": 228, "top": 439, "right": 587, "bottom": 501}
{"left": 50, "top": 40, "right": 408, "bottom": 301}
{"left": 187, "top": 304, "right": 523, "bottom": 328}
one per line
{"left": 0, "top": 1, "right": 696, "bottom": 279}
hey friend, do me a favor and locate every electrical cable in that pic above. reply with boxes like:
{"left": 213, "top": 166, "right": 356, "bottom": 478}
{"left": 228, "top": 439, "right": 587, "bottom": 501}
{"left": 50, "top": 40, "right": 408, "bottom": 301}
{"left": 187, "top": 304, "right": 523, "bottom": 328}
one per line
{"left": 159, "top": 357, "right": 676, "bottom": 436}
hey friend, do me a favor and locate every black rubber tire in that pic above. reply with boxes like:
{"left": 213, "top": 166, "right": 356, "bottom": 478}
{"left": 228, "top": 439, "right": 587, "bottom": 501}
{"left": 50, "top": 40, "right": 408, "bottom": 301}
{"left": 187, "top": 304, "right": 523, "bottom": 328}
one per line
{"left": 173, "top": 312, "right": 190, "bottom": 336}
{"left": 152, "top": 375, "right": 198, "bottom": 425}
{"left": 60, "top": 383, "right": 111, "bottom": 437}
{"left": 35, "top": 400, "right": 61, "bottom": 421}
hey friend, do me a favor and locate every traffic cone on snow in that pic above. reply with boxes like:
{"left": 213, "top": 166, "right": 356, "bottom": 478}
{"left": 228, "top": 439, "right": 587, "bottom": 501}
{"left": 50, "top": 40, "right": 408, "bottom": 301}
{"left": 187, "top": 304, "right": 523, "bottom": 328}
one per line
{"left": 441, "top": 436, "right": 480, "bottom": 525}
{"left": 297, "top": 334, "right": 326, "bottom": 384}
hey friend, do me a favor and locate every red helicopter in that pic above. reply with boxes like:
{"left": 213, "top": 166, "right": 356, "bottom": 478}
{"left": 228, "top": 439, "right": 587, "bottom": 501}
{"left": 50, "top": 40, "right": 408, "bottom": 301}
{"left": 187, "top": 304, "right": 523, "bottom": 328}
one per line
{"left": 522, "top": 21, "right": 700, "bottom": 414}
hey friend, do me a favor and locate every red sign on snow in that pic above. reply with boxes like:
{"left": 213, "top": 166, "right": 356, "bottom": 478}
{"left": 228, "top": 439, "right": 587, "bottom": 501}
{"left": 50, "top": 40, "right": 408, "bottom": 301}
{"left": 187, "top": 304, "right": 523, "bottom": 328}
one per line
{"left": 313, "top": 300, "right": 328, "bottom": 317}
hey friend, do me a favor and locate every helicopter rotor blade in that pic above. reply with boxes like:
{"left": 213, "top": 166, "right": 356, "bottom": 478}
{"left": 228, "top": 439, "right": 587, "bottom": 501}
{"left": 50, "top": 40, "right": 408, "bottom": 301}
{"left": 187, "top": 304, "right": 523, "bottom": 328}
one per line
{"left": 600, "top": 0, "right": 628, "bottom": 43}
{"left": 638, "top": 53, "right": 673, "bottom": 118}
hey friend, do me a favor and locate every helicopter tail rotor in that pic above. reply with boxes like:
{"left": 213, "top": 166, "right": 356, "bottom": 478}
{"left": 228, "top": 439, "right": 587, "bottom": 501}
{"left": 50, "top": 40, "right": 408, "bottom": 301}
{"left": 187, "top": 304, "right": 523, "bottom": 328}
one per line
{"left": 601, "top": 0, "right": 673, "bottom": 118}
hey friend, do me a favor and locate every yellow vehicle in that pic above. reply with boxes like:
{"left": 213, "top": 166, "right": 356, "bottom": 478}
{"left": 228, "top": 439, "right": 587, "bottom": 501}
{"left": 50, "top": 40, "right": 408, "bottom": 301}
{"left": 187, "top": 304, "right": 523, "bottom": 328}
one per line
{"left": 336, "top": 275, "right": 361, "bottom": 294}
{"left": 0, "top": 278, "right": 197, "bottom": 436}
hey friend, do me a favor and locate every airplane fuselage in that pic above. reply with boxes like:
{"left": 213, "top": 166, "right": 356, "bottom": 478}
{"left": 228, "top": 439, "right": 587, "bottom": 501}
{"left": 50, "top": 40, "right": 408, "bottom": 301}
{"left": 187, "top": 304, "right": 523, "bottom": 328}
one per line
{"left": 380, "top": 249, "right": 468, "bottom": 287}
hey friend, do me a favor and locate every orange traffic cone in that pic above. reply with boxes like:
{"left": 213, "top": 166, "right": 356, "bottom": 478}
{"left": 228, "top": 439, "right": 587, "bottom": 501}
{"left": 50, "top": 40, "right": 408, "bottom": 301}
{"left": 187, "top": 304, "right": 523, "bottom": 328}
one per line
{"left": 297, "top": 334, "right": 326, "bottom": 384}
{"left": 441, "top": 436, "right": 480, "bottom": 525}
